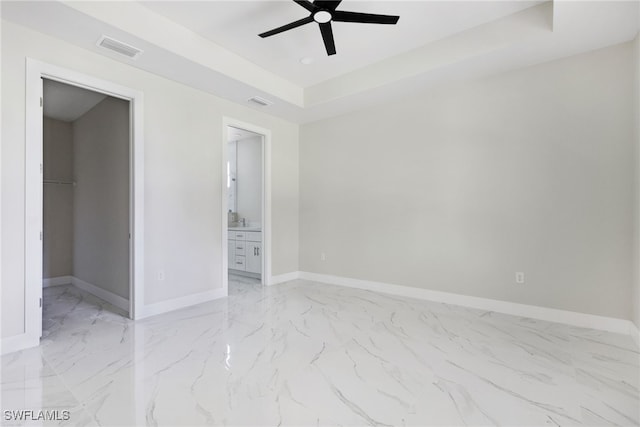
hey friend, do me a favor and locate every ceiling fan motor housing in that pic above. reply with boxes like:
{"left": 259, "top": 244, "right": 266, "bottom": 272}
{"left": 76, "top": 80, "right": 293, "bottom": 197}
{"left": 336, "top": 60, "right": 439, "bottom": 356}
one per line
{"left": 313, "top": 10, "right": 332, "bottom": 24}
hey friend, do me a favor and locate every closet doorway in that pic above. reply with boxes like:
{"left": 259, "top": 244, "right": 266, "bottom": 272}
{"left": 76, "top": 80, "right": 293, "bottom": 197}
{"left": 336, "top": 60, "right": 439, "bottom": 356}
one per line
{"left": 25, "top": 59, "right": 145, "bottom": 345}
{"left": 42, "top": 79, "right": 130, "bottom": 320}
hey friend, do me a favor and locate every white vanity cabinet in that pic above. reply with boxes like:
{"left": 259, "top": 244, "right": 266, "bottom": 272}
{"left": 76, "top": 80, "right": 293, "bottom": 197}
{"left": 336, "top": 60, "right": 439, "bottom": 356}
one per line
{"left": 228, "top": 230, "right": 261, "bottom": 277}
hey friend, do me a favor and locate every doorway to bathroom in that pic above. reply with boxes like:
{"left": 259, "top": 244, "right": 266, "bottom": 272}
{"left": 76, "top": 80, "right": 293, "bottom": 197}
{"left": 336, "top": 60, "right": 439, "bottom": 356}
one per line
{"left": 222, "top": 119, "right": 272, "bottom": 295}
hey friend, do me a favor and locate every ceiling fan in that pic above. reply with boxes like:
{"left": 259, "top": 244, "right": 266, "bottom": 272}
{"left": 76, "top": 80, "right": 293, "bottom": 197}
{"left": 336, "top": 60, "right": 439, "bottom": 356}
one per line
{"left": 259, "top": 0, "right": 400, "bottom": 56}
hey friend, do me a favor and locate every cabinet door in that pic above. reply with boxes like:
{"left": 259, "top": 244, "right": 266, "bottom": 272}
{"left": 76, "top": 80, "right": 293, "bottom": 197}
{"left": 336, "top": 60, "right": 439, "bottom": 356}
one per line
{"left": 246, "top": 242, "right": 262, "bottom": 274}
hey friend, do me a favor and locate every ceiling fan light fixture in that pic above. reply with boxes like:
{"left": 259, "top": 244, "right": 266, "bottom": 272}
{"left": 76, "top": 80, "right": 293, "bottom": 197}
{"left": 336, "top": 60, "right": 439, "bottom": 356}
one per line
{"left": 313, "top": 10, "right": 332, "bottom": 24}
{"left": 259, "top": 0, "right": 400, "bottom": 57}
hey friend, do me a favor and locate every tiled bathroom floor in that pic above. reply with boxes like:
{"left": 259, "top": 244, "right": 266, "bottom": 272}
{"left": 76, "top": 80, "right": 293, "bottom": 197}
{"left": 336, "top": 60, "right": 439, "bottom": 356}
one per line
{"left": 1, "top": 278, "right": 638, "bottom": 426}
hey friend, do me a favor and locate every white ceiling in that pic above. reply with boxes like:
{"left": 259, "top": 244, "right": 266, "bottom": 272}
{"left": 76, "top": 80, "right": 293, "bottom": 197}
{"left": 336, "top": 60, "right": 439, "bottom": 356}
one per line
{"left": 2, "top": 1, "right": 639, "bottom": 124}
{"left": 43, "top": 79, "right": 107, "bottom": 122}
{"left": 140, "top": 1, "right": 545, "bottom": 87}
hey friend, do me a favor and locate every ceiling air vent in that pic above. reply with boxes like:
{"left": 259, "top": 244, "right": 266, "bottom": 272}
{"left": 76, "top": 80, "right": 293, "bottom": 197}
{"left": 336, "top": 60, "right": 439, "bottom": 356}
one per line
{"left": 96, "top": 36, "right": 143, "bottom": 59}
{"left": 247, "top": 96, "right": 273, "bottom": 107}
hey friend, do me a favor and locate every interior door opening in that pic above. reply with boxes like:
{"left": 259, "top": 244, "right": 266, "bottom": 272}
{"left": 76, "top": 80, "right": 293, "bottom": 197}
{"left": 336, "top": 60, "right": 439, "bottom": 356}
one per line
{"left": 41, "top": 78, "right": 131, "bottom": 326}
{"left": 23, "top": 59, "right": 143, "bottom": 351}
{"left": 225, "top": 125, "right": 265, "bottom": 293}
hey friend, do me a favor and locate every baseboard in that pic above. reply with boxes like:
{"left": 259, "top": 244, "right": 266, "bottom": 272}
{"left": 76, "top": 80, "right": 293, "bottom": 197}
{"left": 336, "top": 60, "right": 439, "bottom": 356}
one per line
{"left": 137, "top": 288, "right": 226, "bottom": 319}
{"left": 298, "top": 271, "right": 636, "bottom": 336}
{"left": 42, "top": 275, "right": 72, "bottom": 287}
{"left": 631, "top": 323, "right": 640, "bottom": 349}
{"left": 71, "top": 277, "right": 129, "bottom": 313}
{"left": 230, "top": 270, "right": 261, "bottom": 280}
{"left": 270, "top": 271, "right": 300, "bottom": 286}
{"left": 0, "top": 332, "right": 39, "bottom": 356}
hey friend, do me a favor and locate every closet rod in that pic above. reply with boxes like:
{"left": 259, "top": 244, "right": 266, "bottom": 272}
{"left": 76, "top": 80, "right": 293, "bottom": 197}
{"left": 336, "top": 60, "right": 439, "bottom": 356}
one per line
{"left": 43, "top": 179, "right": 76, "bottom": 186}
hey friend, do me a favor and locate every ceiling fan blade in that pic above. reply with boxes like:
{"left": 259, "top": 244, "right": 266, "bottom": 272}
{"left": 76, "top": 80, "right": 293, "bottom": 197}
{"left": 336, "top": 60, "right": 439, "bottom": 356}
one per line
{"left": 259, "top": 16, "right": 314, "bottom": 38}
{"left": 333, "top": 10, "right": 400, "bottom": 25}
{"left": 293, "top": 0, "right": 315, "bottom": 12}
{"left": 313, "top": 0, "right": 342, "bottom": 11}
{"left": 319, "top": 22, "right": 336, "bottom": 55}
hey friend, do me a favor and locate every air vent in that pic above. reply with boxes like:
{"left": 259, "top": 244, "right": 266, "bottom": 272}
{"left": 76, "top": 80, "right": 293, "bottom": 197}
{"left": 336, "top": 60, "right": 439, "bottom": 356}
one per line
{"left": 96, "top": 36, "right": 143, "bottom": 59}
{"left": 247, "top": 96, "right": 273, "bottom": 107}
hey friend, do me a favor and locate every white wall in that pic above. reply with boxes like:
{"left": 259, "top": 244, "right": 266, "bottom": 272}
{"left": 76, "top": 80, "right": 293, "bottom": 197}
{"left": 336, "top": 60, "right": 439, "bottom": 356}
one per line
{"left": 236, "top": 136, "right": 262, "bottom": 226}
{"left": 43, "top": 117, "right": 74, "bottom": 279}
{"left": 633, "top": 34, "right": 640, "bottom": 331}
{"left": 300, "top": 42, "right": 635, "bottom": 320}
{"left": 1, "top": 20, "right": 299, "bottom": 339}
{"left": 73, "top": 97, "right": 129, "bottom": 300}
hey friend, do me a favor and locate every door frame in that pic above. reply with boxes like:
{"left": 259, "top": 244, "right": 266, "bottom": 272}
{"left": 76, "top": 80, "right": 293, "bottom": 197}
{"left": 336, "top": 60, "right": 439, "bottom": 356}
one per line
{"left": 221, "top": 118, "right": 272, "bottom": 294}
{"left": 25, "top": 58, "right": 145, "bottom": 341}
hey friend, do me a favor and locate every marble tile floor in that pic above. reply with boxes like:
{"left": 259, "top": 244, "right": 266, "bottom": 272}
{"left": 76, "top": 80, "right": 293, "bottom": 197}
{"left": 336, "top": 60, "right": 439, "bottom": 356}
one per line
{"left": 1, "top": 278, "right": 639, "bottom": 426}
{"left": 227, "top": 274, "right": 261, "bottom": 296}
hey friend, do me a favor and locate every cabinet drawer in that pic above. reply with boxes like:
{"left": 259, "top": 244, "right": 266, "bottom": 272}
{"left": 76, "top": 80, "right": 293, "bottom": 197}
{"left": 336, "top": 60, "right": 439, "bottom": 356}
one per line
{"left": 234, "top": 241, "right": 245, "bottom": 256}
{"left": 245, "top": 231, "right": 262, "bottom": 242}
{"left": 233, "top": 256, "right": 246, "bottom": 270}
{"left": 233, "top": 231, "right": 247, "bottom": 240}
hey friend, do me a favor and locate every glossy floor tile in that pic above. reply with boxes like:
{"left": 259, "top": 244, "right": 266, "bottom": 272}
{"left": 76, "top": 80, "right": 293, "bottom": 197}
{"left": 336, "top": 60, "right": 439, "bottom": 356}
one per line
{"left": 1, "top": 277, "right": 639, "bottom": 426}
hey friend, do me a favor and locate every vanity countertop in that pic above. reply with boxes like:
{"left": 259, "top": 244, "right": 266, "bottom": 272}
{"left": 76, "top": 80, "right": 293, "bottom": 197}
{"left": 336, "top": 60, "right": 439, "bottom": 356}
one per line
{"left": 229, "top": 226, "right": 262, "bottom": 232}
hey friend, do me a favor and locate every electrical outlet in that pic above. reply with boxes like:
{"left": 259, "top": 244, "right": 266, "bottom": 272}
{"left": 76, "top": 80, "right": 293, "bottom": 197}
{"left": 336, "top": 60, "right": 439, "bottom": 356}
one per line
{"left": 320, "top": 252, "right": 326, "bottom": 262}
{"left": 515, "top": 272, "right": 525, "bottom": 284}
{"left": 158, "top": 270, "right": 165, "bottom": 281}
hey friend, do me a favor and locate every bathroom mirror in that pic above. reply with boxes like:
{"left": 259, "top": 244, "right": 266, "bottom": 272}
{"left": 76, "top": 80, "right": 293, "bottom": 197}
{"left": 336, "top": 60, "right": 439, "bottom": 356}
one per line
{"left": 227, "top": 141, "right": 237, "bottom": 213}
{"left": 227, "top": 126, "right": 263, "bottom": 228}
